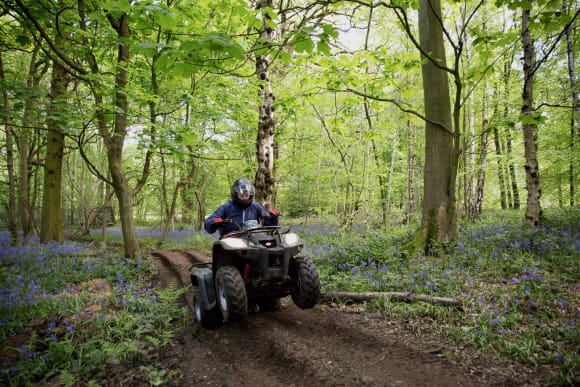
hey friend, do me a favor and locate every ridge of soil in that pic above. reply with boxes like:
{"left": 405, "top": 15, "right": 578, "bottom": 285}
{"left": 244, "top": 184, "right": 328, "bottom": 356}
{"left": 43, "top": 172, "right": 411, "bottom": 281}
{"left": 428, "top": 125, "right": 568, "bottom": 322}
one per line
{"left": 103, "top": 249, "right": 554, "bottom": 386}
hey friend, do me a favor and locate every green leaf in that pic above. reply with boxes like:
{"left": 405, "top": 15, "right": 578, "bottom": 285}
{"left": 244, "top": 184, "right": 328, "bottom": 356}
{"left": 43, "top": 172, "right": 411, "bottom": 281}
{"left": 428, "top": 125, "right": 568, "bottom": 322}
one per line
{"left": 180, "top": 40, "right": 200, "bottom": 53}
{"left": 16, "top": 35, "right": 31, "bottom": 46}
{"left": 295, "top": 38, "right": 314, "bottom": 54}
{"left": 321, "top": 24, "right": 339, "bottom": 39}
{"left": 317, "top": 41, "right": 331, "bottom": 56}
{"left": 226, "top": 44, "right": 245, "bottom": 60}
{"left": 291, "top": 32, "right": 314, "bottom": 54}
{"left": 101, "top": 0, "right": 131, "bottom": 15}
{"left": 277, "top": 50, "right": 291, "bottom": 64}
{"left": 261, "top": 7, "right": 278, "bottom": 22}
{"left": 134, "top": 42, "right": 158, "bottom": 57}
{"left": 265, "top": 18, "right": 277, "bottom": 30}
{"left": 173, "top": 62, "right": 198, "bottom": 78}
{"left": 519, "top": 112, "right": 546, "bottom": 125}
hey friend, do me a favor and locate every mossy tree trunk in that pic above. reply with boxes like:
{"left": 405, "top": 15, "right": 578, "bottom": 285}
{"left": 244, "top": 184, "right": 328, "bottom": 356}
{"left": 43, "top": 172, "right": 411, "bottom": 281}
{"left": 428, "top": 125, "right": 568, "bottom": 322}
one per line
{"left": 0, "top": 53, "right": 19, "bottom": 245}
{"left": 40, "top": 23, "right": 69, "bottom": 244}
{"left": 19, "top": 44, "right": 45, "bottom": 241}
{"left": 564, "top": 0, "right": 577, "bottom": 205}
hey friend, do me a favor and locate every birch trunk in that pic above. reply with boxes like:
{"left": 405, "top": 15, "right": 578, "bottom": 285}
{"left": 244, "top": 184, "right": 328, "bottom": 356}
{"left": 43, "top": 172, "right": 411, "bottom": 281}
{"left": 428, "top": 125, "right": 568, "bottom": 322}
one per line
{"left": 520, "top": 8, "right": 542, "bottom": 226}
{"left": 254, "top": 0, "right": 276, "bottom": 208}
{"left": 493, "top": 125, "right": 507, "bottom": 210}
{"left": 472, "top": 97, "right": 489, "bottom": 219}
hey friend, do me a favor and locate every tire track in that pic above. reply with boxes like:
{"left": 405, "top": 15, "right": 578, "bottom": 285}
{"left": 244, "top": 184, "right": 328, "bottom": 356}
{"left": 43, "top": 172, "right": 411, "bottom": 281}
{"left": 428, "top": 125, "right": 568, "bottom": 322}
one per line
{"left": 151, "top": 250, "right": 204, "bottom": 309}
{"left": 146, "top": 249, "right": 532, "bottom": 387}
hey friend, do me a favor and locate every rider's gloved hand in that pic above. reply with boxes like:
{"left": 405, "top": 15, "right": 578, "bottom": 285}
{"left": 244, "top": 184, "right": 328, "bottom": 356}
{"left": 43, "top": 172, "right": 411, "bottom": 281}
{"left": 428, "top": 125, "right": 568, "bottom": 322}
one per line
{"left": 212, "top": 217, "right": 223, "bottom": 224}
{"left": 268, "top": 209, "right": 279, "bottom": 217}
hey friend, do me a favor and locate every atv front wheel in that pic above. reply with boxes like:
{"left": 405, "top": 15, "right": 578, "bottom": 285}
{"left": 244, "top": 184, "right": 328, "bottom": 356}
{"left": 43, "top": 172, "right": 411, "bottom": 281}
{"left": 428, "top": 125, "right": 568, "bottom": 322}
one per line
{"left": 216, "top": 266, "right": 248, "bottom": 321}
{"left": 193, "top": 290, "right": 223, "bottom": 329}
{"left": 289, "top": 256, "right": 320, "bottom": 309}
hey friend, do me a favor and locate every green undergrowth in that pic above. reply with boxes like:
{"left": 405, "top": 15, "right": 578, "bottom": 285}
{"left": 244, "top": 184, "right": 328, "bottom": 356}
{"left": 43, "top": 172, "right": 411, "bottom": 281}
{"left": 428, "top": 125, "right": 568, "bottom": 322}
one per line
{"left": 1, "top": 208, "right": 578, "bottom": 385}
{"left": 0, "top": 240, "right": 189, "bottom": 386}
{"left": 300, "top": 208, "right": 579, "bottom": 385}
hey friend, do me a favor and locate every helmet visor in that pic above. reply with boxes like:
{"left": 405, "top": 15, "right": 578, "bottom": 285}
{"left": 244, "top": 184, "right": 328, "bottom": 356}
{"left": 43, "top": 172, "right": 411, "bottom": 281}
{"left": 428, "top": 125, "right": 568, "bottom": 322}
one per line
{"left": 234, "top": 182, "right": 254, "bottom": 199}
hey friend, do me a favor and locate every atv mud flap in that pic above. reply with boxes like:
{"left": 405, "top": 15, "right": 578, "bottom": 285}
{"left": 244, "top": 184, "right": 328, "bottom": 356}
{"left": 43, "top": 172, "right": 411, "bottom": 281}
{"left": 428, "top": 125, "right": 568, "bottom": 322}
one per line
{"left": 191, "top": 267, "right": 217, "bottom": 310}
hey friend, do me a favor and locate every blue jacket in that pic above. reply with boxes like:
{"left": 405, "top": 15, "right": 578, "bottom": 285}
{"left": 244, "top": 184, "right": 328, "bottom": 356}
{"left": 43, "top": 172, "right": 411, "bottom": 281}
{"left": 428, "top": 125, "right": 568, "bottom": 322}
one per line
{"left": 204, "top": 200, "right": 278, "bottom": 237}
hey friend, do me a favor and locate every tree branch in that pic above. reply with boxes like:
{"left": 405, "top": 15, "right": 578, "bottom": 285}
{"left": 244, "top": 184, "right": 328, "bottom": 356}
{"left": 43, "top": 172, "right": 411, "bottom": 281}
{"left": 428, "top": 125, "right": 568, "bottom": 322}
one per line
{"left": 13, "top": 0, "right": 88, "bottom": 77}
{"left": 532, "top": 7, "right": 580, "bottom": 77}
{"left": 344, "top": 87, "right": 453, "bottom": 135}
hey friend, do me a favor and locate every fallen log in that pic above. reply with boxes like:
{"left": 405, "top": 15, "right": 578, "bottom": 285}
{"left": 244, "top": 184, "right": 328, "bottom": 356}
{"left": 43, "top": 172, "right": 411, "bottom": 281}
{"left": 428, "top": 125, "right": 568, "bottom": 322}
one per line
{"left": 320, "top": 291, "right": 463, "bottom": 309}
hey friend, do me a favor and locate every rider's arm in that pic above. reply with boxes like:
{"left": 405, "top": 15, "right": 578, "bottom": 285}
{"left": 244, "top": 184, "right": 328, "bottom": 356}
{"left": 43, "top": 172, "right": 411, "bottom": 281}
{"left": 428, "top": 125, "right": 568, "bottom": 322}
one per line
{"left": 255, "top": 203, "right": 279, "bottom": 227}
{"left": 204, "top": 203, "right": 228, "bottom": 234}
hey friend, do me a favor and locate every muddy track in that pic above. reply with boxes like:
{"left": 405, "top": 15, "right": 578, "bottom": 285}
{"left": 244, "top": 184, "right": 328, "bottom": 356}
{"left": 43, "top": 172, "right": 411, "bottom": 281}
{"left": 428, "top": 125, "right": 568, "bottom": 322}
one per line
{"left": 110, "top": 249, "right": 547, "bottom": 387}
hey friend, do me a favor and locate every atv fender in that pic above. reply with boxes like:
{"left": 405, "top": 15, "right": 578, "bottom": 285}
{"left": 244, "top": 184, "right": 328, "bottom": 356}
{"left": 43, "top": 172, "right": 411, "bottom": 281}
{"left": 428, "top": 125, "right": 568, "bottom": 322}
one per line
{"left": 191, "top": 267, "right": 217, "bottom": 310}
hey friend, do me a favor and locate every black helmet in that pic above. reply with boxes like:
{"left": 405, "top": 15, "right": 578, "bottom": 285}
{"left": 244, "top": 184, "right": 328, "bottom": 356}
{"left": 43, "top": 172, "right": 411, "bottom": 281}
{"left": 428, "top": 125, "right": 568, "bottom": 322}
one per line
{"left": 231, "top": 177, "right": 254, "bottom": 208}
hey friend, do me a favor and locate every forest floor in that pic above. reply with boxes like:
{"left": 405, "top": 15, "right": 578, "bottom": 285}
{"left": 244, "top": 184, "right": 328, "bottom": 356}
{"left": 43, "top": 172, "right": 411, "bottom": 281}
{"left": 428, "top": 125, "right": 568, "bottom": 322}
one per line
{"left": 102, "top": 249, "right": 555, "bottom": 386}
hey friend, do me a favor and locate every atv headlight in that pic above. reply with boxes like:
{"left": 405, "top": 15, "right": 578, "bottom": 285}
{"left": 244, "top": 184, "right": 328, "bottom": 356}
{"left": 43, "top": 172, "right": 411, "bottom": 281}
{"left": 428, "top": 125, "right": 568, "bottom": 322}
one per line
{"left": 221, "top": 238, "right": 248, "bottom": 250}
{"left": 281, "top": 232, "right": 301, "bottom": 247}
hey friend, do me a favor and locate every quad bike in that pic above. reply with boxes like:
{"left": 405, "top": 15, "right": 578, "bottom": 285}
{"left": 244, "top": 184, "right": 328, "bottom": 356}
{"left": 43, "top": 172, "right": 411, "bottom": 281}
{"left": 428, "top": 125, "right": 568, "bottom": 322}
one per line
{"left": 191, "top": 219, "right": 320, "bottom": 329}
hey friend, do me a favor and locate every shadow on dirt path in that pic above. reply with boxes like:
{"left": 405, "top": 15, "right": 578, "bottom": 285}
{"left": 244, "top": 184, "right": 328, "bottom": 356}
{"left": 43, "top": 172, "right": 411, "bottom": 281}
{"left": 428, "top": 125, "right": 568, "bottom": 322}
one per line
{"left": 105, "top": 249, "right": 549, "bottom": 386}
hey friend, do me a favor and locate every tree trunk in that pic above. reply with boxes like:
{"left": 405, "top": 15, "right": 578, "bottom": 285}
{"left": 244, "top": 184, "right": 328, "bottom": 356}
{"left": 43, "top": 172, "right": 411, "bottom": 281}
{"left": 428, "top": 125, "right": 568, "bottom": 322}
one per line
{"left": 78, "top": 1, "right": 140, "bottom": 257}
{"left": 469, "top": 79, "right": 490, "bottom": 220}
{"left": 506, "top": 128, "right": 519, "bottom": 209}
{"left": 405, "top": 121, "right": 418, "bottom": 224}
{"left": 364, "top": 99, "right": 388, "bottom": 225}
{"left": 100, "top": 176, "right": 112, "bottom": 247}
{"left": 520, "top": 8, "right": 542, "bottom": 226}
{"left": 40, "top": 28, "right": 68, "bottom": 243}
{"left": 19, "top": 45, "right": 43, "bottom": 241}
{"left": 160, "top": 154, "right": 170, "bottom": 226}
{"left": 413, "top": 0, "right": 456, "bottom": 254}
{"left": 362, "top": 8, "right": 388, "bottom": 226}
{"left": 501, "top": 56, "right": 520, "bottom": 209}
{"left": 386, "top": 132, "right": 397, "bottom": 211}
{"left": 493, "top": 126, "right": 507, "bottom": 210}
{"left": 564, "top": 0, "right": 577, "bottom": 205}
{"left": 472, "top": 118, "right": 488, "bottom": 219}
{"left": 465, "top": 92, "right": 476, "bottom": 216}
{"left": 0, "top": 53, "right": 19, "bottom": 245}
{"left": 254, "top": 0, "right": 276, "bottom": 209}
{"left": 107, "top": 13, "right": 139, "bottom": 257}
{"left": 157, "top": 181, "right": 184, "bottom": 248}
{"left": 570, "top": 114, "right": 576, "bottom": 207}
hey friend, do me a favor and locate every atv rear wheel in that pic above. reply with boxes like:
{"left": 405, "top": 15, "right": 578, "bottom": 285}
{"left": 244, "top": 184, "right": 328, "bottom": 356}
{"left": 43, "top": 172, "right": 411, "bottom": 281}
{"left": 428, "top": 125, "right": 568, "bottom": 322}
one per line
{"left": 193, "top": 290, "right": 223, "bottom": 329}
{"left": 216, "top": 266, "right": 248, "bottom": 322}
{"left": 289, "top": 256, "right": 320, "bottom": 309}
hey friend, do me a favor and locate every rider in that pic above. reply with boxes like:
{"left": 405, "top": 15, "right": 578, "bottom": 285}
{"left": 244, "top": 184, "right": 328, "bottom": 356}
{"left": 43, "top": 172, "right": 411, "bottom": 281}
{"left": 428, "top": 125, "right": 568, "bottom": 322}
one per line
{"left": 204, "top": 177, "right": 279, "bottom": 237}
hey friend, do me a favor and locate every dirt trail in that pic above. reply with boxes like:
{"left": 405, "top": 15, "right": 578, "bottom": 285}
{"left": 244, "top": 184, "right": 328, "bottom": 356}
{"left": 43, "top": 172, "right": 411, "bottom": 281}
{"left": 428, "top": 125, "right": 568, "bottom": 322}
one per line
{"left": 107, "top": 249, "right": 547, "bottom": 386}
